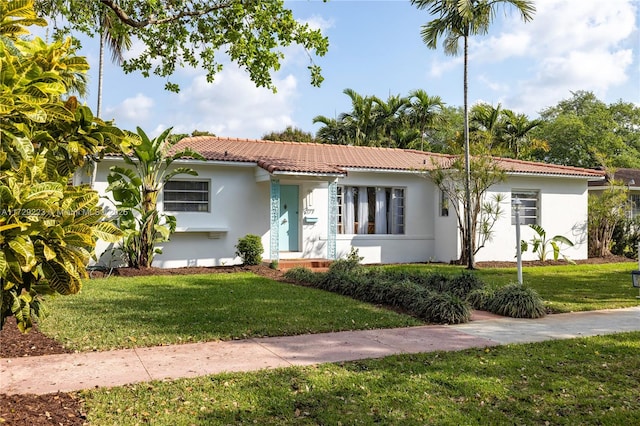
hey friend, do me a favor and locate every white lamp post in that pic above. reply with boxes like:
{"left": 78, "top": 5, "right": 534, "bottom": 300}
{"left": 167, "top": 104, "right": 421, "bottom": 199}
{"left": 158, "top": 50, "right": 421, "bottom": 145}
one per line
{"left": 513, "top": 197, "right": 523, "bottom": 285}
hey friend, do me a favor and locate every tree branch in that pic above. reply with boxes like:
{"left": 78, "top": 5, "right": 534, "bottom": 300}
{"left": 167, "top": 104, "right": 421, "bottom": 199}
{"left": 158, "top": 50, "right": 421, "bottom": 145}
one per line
{"left": 99, "top": 0, "right": 233, "bottom": 28}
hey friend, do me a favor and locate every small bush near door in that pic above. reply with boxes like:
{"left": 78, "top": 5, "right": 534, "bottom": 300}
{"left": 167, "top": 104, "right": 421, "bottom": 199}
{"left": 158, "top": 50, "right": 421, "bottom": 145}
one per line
{"left": 235, "top": 234, "right": 263, "bottom": 265}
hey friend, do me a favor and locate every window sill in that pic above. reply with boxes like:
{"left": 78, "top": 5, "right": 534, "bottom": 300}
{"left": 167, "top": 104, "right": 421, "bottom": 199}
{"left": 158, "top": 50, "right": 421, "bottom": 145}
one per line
{"left": 174, "top": 227, "right": 228, "bottom": 239}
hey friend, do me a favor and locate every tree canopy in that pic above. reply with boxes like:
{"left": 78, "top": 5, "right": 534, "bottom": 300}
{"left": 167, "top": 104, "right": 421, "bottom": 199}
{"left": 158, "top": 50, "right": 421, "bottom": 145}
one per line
{"left": 35, "top": 0, "right": 329, "bottom": 92}
{"left": 531, "top": 91, "right": 640, "bottom": 169}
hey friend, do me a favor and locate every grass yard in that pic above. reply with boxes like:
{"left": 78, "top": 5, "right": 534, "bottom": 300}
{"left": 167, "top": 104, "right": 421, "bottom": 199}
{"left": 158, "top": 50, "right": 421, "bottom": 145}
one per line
{"left": 82, "top": 331, "right": 640, "bottom": 425}
{"left": 383, "top": 262, "right": 640, "bottom": 313}
{"left": 38, "top": 273, "right": 422, "bottom": 351}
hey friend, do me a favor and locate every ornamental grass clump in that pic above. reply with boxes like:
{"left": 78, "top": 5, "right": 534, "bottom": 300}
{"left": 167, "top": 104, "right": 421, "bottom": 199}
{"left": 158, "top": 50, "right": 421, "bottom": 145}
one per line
{"left": 466, "top": 287, "right": 495, "bottom": 311}
{"left": 412, "top": 292, "right": 471, "bottom": 324}
{"left": 283, "top": 267, "right": 319, "bottom": 285}
{"left": 448, "top": 271, "right": 485, "bottom": 298}
{"left": 489, "top": 283, "right": 546, "bottom": 318}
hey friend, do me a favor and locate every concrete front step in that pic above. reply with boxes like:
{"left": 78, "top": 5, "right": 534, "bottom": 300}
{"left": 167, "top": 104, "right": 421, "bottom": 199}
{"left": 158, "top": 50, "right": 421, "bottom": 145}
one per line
{"left": 277, "top": 258, "right": 332, "bottom": 272}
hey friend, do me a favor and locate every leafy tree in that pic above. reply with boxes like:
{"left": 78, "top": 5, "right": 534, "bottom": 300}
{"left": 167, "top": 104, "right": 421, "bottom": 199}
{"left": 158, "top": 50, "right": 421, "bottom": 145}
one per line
{"left": 35, "top": 0, "right": 329, "bottom": 92}
{"left": 1, "top": 0, "right": 125, "bottom": 332}
{"left": 106, "top": 127, "right": 204, "bottom": 268}
{"left": 312, "top": 115, "right": 349, "bottom": 145}
{"left": 263, "top": 126, "right": 315, "bottom": 143}
{"left": 428, "top": 156, "right": 506, "bottom": 265}
{"left": 412, "top": 0, "right": 535, "bottom": 269}
{"left": 532, "top": 91, "right": 640, "bottom": 168}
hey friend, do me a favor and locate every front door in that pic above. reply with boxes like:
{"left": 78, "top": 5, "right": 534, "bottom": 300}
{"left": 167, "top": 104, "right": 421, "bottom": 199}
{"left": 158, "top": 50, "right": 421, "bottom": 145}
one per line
{"left": 279, "top": 185, "right": 299, "bottom": 251}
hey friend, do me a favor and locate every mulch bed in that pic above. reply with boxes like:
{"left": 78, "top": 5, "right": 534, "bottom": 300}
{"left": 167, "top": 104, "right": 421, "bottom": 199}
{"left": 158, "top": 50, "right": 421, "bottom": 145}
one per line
{"left": 0, "top": 256, "right": 634, "bottom": 425}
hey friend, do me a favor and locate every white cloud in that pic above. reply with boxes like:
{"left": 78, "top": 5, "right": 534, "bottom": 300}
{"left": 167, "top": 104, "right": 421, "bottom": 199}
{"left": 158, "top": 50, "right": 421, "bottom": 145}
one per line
{"left": 163, "top": 66, "right": 299, "bottom": 138}
{"left": 105, "top": 93, "right": 155, "bottom": 122}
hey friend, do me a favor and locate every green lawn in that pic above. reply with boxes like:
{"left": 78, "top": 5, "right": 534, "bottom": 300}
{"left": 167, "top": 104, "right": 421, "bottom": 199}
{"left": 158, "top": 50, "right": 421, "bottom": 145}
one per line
{"left": 82, "top": 331, "right": 640, "bottom": 425}
{"left": 383, "top": 262, "right": 640, "bottom": 313}
{"left": 39, "top": 273, "right": 422, "bottom": 351}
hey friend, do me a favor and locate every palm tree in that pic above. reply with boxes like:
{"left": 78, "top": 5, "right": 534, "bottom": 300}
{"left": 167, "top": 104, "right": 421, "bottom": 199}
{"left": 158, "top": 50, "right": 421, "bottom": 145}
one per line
{"left": 371, "top": 94, "right": 409, "bottom": 147}
{"left": 411, "top": 0, "right": 535, "bottom": 269}
{"left": 339, "top": 88, "right": 377, "bottom": 146}
{"left": 501, "top": 109, "right": 545, "bottom": 159}
{"left": 96, "top": 7, "right": 131, "bottom": 117}
{"left": 469, "top": 102, "right": 504, "bottom": 153}
{"left": 408, "top": 89, "right": 444, "bottom": 150}
{"left": 313, "top": 115, "right": 349, "bottom": 145}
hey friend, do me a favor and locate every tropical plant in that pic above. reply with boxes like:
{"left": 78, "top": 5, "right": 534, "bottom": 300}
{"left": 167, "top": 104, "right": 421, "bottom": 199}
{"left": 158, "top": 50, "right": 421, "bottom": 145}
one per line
{"left": 106, "top": 127, "right": 204, "bottom": 268}
{"left": 428, "top": 155, "right": 506, "bottom": 264}
{"left": 35, "top": 0, "right": 329, "bottom": 92}
{"left": 488, "top": 283, "right": 546, "bottom": 318}
{"left": 1, "top": 1, "right": 125, "bottom": 332}
{"left": 521, "top": 224, "right": 575, "bottom": 262}
{"left": 96, "top": 5, "right": 132, "bottom": 116}
{"left": 412, "top": 0, "right": 536, "bottom": 269}
{"left": 407, "top": 89, "right": 445, "bottom": 151}
{"left": 235, "top": 234, "right": 264, "bottom": 266}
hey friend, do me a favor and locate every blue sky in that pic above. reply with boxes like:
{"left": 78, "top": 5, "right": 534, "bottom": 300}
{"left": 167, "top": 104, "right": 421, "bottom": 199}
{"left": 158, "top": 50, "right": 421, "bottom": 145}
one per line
{"left": 74, "top": 0, "right": 639, "bottom": 139}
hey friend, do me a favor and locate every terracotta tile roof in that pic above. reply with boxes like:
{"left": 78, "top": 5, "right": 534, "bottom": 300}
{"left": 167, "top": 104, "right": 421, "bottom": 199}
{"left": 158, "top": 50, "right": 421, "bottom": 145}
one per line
{"left": 172, "top": 136, "right": 606, "bottom": 179}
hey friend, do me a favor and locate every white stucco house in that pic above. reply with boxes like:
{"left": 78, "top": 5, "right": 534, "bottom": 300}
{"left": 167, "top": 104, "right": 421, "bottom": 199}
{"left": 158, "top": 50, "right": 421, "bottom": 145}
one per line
{"left": 84, "top": 137, "right": 605, "bottom": 267}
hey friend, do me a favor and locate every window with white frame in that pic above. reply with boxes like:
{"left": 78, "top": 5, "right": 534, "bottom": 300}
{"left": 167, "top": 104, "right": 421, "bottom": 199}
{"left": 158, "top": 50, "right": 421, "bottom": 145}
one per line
{"left": 164, "top": 180, "right": 209, "bottom": 212}
{"left": 630, "top": 194, "right": 640, "bottom": 218}
{"left": 337, "top": 186, "right": 405, "bottom": 234}
{"left": 511, "top": 190, "right": 539, "bottom": 225}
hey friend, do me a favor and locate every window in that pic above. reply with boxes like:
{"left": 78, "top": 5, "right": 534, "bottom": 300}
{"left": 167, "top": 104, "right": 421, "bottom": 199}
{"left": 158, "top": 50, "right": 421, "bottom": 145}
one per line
{"left": 439, "top": 190, "right": 449, "bottom": 217}
{"left": 164, "top": 180, "right": 209, "bottom": 212}
{"left": 630, "top": 194, "right": 640, "bottom": 218}
{"left": 337, "top": 186, "right": 404, "bottom": 234}
{"left": 511, "top": 190, "right": 538, "bottom": 225}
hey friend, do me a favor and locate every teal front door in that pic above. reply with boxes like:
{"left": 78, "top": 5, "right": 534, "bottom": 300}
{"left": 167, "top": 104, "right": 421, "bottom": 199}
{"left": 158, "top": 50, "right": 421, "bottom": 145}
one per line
{"left": 279, "top": 185, "right": 299, "bottom": 251}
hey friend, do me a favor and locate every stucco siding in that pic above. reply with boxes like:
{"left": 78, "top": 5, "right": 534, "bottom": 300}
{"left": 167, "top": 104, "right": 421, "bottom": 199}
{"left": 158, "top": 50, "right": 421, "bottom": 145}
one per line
{"left": 475, "top": 176, "right": 589, "bottom": 262}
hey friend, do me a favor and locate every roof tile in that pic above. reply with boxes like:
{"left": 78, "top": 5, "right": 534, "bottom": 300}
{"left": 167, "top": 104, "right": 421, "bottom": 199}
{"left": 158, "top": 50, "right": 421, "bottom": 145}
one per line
{"left": 171, "top": 137, "right": 605, "bottom": 179}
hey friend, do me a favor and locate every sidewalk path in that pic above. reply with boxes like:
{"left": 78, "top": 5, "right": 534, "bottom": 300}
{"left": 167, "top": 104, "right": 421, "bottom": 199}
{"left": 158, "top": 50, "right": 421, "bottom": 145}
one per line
{"left": 2, "top": 306, "right": 639, "bottom": 395}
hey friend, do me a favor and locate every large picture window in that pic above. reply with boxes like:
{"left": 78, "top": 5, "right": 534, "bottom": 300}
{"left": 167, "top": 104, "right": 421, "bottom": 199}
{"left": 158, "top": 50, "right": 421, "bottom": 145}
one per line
{"left": 164, "top": 180, "right": 209, "bottom": 212}
{"left": 511, "top": 190, "right": 538, "bottom": 225}
{"left": 337, "top": 186, "right": 404, "bottom": 234}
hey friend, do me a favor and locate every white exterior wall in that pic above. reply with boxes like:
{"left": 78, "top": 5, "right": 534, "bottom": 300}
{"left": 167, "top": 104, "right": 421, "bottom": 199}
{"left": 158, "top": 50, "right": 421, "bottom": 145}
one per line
{"left": 334, "top": 171, "right": 437, "bottom": 264}
{"left": 93, "top": 160, "right": 270, "bottom": 268}
{"left": 91, "top": 158, "right": 591, "bottom": 267}
{"left": 475, "top": 176, "right": 589, "bottom": 262}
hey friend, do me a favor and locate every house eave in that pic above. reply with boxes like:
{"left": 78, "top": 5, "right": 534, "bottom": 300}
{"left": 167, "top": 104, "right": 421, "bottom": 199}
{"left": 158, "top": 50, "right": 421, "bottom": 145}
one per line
{"left": 506, "top": 171, "right": 605, "bottom": 181}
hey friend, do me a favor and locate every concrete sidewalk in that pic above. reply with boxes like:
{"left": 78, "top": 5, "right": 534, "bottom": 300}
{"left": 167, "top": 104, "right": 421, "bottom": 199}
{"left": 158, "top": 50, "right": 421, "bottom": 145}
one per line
{"left": 2, "top": 306, "right": 639, "bottom": 395}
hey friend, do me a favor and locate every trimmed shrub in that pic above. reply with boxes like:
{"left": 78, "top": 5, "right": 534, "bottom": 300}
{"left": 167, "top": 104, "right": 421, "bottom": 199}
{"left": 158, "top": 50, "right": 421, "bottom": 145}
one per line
{"left": 387, "top": 280, "right": 427, "bottom": 308}
{"left": 488, "top": 284, "right": 546, "bottom": 318}
{"left": 448, "top": 271, "right": 485, "bottom": 298}
{"left": 412, "top": 292, "right": 471, "bottom": 324}
{"left": 235, "top": 234, "right": 263, "bottom": 265}
{"left": 466, "top": 287, "right": 495, "bottom": 311}
{"left": 283, "top": 267, "right": 317, "bottom": 285}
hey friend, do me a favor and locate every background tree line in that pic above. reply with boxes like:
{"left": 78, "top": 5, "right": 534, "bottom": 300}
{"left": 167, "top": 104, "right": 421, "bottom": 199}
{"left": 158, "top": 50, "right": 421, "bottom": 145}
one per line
{"left": 266, "top": 89, "right": 640, "bottom": 170}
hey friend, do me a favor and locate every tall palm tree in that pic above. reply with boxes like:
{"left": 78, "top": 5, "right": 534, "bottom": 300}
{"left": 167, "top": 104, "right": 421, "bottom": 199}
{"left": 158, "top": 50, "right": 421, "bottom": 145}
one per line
{"left": 408, "top": 89, "right": 444, "bottom": 150}
{"left": 96, "top": 7, "right": 131, "bottom": 117}
{"left": 411, "top": 0, "right": 535, "bottom": 269}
